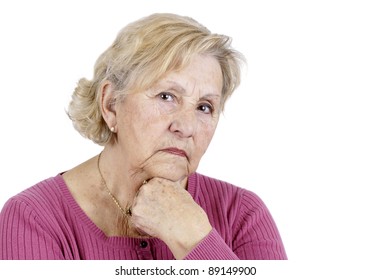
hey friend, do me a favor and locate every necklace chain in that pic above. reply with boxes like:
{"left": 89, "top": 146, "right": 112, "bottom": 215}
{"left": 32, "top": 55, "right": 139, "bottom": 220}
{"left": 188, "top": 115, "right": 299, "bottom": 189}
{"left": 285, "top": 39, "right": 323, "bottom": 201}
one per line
{"left": 97, "top": 152, "right": 131, "bottom": 216}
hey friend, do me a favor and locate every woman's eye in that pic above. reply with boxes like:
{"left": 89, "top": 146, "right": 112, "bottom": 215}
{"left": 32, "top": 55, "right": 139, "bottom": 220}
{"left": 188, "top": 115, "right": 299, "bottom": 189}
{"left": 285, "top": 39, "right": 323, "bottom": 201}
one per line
{"left": 159, "top": 92, "right": 174, "bottom": 101}
{"left": 198, "top": 104, "right": 213, "bottom": 114}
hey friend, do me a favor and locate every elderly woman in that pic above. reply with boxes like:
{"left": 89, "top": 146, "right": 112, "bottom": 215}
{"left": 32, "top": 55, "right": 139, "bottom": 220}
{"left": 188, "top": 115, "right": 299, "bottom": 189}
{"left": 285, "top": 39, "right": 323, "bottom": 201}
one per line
{"left": 0, "top": 13, "right": 286, "bottom": 260}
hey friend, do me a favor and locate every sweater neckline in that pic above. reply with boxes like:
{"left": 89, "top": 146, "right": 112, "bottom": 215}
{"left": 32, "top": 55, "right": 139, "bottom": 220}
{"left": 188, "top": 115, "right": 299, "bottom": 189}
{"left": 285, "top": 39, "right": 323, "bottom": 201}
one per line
{"left": 53, "top": 172, "right": 199, "bottom": 248}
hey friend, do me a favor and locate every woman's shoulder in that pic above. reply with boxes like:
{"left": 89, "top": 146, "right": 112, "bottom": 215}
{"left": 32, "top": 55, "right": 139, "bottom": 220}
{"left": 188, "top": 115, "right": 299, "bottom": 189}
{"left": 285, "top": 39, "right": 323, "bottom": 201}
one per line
{"left": 3, "top": 174, "right": 67, "bottom": 215}
{"left": 188, "top": 173, "right": 268, "bottom": 214}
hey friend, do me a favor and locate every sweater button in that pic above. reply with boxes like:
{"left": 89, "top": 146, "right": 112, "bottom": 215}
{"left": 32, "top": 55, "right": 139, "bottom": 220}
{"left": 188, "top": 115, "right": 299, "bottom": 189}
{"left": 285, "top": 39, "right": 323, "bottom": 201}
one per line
{"left": 139, "top": 240, "right": 148, "bottom": 248}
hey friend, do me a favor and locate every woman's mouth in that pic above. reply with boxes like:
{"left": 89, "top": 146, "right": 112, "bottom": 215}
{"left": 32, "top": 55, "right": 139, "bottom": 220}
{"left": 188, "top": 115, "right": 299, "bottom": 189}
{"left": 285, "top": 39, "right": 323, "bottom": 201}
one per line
{"left": 160, "top": 148, "right": 188, "bottom": 159}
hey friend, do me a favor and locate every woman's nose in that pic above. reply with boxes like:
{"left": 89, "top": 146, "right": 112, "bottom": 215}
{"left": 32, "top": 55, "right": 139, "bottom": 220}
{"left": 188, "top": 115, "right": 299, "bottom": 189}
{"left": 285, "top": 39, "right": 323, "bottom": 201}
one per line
{"left": 169, "top": 109, "right": 197, "bottom": 138}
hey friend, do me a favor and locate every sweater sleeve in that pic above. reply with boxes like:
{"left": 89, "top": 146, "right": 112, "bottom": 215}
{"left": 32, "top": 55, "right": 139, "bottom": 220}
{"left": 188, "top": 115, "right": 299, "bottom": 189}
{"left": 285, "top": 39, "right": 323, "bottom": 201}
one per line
{"left": 232, "top": 190, "right": 287, "bottom": 259}
{"left": 0, "top": 198, "right": 65, "bottom": 260}
{"left": 184, "top": 188, "right": 287, "bottom": 260}
{"left": 183, "top": 228, "right": 238, "bottom": 260}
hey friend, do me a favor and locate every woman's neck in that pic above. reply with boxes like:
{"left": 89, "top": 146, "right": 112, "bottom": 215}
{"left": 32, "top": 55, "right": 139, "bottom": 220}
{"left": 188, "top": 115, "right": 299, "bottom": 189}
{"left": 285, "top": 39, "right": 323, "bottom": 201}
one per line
{"left": 97, "top": 146, "right": 147, "bottom": 207}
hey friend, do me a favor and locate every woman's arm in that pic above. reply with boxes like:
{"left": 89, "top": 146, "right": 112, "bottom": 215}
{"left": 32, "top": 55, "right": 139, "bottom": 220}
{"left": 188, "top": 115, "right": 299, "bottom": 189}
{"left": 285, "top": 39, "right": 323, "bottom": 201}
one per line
{"left": 231, "top": 190, "right": 287, "bottom": 260}
{"left": 0, "top": 198, "right": 65, "bottom": 260}
{"left": 184, "top": 189, "right": 287, "bottom": 260}
{"left": 130, "top": 177, "right": 286, "bottom": 260}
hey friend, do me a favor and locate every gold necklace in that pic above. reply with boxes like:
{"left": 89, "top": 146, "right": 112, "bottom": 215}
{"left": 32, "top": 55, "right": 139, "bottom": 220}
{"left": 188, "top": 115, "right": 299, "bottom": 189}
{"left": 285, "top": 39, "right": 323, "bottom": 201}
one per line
{"left": 97, "top": 152, "right": 132, "bottom": 216}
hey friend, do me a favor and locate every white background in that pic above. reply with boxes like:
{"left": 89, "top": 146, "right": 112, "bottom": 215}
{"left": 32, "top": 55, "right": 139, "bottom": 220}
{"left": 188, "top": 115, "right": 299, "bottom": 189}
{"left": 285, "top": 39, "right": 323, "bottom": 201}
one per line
{"left": 0, "top": 0, "right": 370, "bottom": 278}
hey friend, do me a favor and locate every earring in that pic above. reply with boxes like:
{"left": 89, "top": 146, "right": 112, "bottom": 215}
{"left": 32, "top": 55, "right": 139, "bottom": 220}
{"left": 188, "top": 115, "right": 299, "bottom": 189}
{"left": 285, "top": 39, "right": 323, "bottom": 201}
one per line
{"left": 110, "top": 127, "right": 115, "bottom": 133}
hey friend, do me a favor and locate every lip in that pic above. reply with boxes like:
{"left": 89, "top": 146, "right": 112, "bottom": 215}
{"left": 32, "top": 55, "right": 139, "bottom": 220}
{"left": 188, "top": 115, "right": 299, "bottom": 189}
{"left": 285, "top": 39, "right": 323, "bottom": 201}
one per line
{"left": 160, "top": 147, "right": 188, "bottom": 159}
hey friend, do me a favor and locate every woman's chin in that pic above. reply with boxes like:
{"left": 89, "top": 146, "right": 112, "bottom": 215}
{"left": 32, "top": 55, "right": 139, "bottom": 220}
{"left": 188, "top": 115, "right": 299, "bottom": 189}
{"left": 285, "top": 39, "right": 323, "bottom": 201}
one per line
{"left": 146, "top": 162, "right": 190, "bottom": 182}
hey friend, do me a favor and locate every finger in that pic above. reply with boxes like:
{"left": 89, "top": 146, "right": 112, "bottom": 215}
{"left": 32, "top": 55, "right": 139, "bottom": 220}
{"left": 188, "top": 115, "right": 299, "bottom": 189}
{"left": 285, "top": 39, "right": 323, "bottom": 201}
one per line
{"left": 130, "top": 214, "right": 153, "bottom": 237}
{"left": 145, "top": 177, "right": 183, "bottom": 189}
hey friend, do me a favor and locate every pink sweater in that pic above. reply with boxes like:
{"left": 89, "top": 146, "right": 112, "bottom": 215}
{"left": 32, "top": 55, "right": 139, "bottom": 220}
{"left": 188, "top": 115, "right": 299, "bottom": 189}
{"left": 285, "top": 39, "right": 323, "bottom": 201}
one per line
{"left": 0, "top": 173, "right": 287, "bottom": 260}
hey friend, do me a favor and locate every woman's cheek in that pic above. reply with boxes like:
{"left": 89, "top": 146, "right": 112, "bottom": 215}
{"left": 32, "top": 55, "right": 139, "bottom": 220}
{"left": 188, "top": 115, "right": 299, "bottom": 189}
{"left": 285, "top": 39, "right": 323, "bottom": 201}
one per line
{"left": 155, "top": 99, "right": 178, "bottom": 115}
{"left": 194, "top": 120, "right": 218, "bottom": 155}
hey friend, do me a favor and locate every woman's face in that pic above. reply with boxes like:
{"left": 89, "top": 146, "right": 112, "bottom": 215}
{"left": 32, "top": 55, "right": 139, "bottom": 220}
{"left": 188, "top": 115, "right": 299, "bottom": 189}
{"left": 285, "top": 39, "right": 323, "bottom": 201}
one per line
{"left": 114, "top": 54, "right": 223, "bottom": 182}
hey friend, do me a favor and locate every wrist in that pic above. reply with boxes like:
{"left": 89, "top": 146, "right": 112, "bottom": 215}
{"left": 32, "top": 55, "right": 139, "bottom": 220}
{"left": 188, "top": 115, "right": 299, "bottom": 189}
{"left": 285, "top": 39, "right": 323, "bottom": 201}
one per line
{"left": 164, "top": 223, "right": 212, "bottom": 259}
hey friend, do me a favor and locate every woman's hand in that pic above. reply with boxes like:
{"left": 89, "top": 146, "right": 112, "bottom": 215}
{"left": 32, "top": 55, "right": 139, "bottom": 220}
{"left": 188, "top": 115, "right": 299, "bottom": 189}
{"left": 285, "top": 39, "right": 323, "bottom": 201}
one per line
{"left": 130, "top": 177, "right": 212, "bottom": 259}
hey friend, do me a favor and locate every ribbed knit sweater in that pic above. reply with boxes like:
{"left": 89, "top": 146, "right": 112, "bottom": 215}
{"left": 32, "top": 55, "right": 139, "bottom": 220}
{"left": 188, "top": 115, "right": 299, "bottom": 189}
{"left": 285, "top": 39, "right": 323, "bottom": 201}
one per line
{"left": 0, "top": 173, "right": 287, "bottom": 260}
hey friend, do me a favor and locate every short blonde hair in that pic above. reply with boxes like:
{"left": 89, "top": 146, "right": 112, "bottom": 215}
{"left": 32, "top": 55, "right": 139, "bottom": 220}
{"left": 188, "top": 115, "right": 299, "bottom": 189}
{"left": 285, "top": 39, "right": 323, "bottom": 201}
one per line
{"left": 68, "top": 13, "right": 244, "bottom": 145}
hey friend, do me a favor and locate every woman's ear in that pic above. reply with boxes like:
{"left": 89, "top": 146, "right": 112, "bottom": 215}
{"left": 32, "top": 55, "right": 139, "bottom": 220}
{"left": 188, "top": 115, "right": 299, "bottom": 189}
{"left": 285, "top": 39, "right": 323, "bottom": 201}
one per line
{"left": 100, "top": 81, "right": 117, "bottom": 130}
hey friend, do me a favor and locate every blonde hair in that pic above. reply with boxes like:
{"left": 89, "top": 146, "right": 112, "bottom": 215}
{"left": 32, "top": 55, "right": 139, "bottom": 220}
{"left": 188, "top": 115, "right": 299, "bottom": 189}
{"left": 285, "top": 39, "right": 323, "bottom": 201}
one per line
{"left": 67, "top": 13, "right": 244, "bottom": 145}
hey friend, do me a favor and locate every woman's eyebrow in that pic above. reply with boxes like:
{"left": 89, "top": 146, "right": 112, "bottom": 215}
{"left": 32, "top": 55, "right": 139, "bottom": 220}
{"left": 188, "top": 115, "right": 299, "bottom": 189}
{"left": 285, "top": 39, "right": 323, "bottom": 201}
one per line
{"left": 159, "top": 80, "right": 222, "bottom": 99}
{"left": 199, "top": 95, "right": 222, "bottom": 108}
{"left": 163, "top": 80, "right": 186, "bottom": 94}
